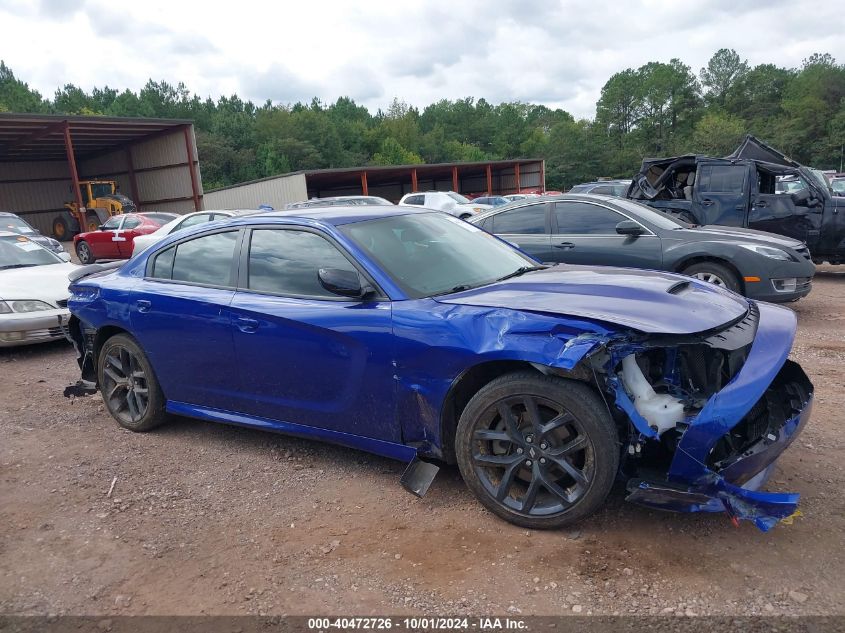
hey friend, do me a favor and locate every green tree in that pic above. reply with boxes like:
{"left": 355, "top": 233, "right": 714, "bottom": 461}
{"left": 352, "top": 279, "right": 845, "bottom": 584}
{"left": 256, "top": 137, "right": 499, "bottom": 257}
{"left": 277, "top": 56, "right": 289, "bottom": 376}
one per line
{"left": 691, "top": 111, "right": 746, "bottom": 155}
{"left": 371, "top": 137, "right": 423, "bottom": 165}
{"left": 0, "top": 61, "right": 46, "bottom": 112}
{"left": 700, "top": 48, "right": 749, "bottom": 105}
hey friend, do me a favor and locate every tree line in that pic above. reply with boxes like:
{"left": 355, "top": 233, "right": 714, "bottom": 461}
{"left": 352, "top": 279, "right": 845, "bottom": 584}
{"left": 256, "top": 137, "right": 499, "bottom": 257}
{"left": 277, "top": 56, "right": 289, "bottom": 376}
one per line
{"left": 1, "top": 49, "right": 844, "bottom": 191}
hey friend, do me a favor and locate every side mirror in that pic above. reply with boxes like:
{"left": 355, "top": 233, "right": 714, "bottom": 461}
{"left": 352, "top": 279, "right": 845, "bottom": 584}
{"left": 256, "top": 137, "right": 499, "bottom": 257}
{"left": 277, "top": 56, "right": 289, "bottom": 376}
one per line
{"left": 58, "top": 252, "right": 72, "bottom": 262}
{"left": 616, "top": 220, "right": 645, "bottom": 236}
{"left": 98, "top": 225, "right": 106, "bottom": 231}
{"left": 318, "top": 268, "right": 367, "bottom": 299}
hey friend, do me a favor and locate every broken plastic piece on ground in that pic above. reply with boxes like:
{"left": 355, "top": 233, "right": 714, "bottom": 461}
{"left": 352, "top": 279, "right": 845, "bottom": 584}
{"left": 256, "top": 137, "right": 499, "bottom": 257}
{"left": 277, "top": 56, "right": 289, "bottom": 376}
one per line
{"left": 63, "top": 380, "right": 97, "bottom": 398}
{"left": 780, "top": 509, "right": 803, "bottom": 525}
{"left": 400, "top": 456, "right": 440, "bottom": 497}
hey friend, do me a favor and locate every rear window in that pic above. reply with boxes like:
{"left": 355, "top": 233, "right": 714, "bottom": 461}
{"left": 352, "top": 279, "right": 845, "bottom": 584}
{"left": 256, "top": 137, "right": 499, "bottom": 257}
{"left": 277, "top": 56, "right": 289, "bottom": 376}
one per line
{"left": 490, "top": 204, "right": 546, "bottom": 234}
{"left": 150, "top": 230, "right": 238, "bottom": 286}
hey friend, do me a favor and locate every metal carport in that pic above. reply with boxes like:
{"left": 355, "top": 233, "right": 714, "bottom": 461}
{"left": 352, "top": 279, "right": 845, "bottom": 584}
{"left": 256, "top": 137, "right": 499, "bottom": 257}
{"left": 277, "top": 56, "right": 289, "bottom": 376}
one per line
{"left": 0, "top": 113, "right": 203, "bottom": 237}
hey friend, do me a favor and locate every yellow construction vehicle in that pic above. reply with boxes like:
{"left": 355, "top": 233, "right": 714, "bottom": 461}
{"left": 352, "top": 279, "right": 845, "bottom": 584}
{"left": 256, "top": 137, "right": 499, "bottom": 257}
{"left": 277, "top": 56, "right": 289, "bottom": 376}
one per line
{"left": 53, "top": 180, "right": 137, "bottom": 239}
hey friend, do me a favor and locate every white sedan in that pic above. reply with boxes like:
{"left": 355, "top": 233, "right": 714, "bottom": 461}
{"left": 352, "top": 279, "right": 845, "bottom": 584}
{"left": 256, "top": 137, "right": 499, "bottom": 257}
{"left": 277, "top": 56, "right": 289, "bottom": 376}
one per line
{"left": 131, "top": 209, "right": 259, "bottom": 256}
{"left": 0, "top": 231, "right": 76, "bottom": 347}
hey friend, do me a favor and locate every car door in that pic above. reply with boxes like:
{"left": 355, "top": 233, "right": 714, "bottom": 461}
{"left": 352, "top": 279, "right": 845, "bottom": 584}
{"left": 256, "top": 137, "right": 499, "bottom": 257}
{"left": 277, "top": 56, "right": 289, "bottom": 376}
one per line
{"left": 129, "top": 228, "right": 241, "bottom": 411}
{"left": 88, "top": 215, "right": 124, "bottom": 259}
{"left": 692, "top": 161, "right": 752, "bottom": 226}
{"left": 228, "top": 226, "right": 397, "bottom": 441}
{"left": 486, "top": 202, "right": 551, "bottom": 261}
{"left": 114, "top": 215, "right": 145, "bottom": 258}
{"left": 550, "top": 201, "right": 663, "bottom": 269}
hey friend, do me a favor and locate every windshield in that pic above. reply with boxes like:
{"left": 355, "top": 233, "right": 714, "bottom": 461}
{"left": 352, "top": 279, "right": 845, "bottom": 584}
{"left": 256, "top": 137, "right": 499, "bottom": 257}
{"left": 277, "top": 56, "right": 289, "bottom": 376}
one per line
{"left": 806, "top": 169, "right": 832, "bottom": 195}
{"left": 1, "top": 216, "right": 37, "bottom": 234}
{"left": 447, "top": 192, "right": 471, "bottom": 204}
{"left": 339, "top": 212, "right": 536, "bottom": 299}
{"left": 611, "top": 199, "right": 692, "bottom": 229}
{"left": 90, "top": 183, "right": 114, "bottom": 198}
{"left": 0, "top": 236, "right": 62, "bottom": 269}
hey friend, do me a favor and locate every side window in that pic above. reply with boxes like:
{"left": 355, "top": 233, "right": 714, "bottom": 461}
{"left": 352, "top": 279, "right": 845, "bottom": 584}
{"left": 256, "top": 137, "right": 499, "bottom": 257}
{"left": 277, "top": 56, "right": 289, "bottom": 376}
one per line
{"left": 490, "top": 204, "right": 546, "bottom": 235}
{"left": 102, "top": 216, "right": 122, "bottom": 230}
{"left": 404, "top": 195, "right": 424, "bottom": 206}
{"left": 554, "top": 202, "right": 628, "bottom": 234}
{"left": 176, "top": 213, "right": 212, "bottom": 231}
{"left": 149, "top": 230, "right": 237, "bottom": 285}
{"left": 247, "top": 229, "right": 358, "bottom": 298}
{"left": 151, "top": 245, "right": 175, "bottom": 279}
{"left": 122, "top": 216, "right": 141, "bottom": 229}
{"left": 698, "top": 165, "right": 746, "bottom": 193}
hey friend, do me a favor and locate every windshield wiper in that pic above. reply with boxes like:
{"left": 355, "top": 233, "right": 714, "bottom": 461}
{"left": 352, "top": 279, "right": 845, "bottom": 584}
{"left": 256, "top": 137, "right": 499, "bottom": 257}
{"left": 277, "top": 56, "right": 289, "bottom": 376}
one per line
{"left": 495, "top": 265, "right": 547, "bottom": 282}
{"left": 0, "top": 263, "right": 40, "bottom": 270}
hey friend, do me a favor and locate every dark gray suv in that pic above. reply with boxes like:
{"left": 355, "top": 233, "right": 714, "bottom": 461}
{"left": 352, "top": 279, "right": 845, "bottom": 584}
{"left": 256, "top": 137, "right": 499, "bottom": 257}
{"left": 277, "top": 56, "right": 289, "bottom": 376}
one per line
{"left": 470, "top": 194, "right": 815, "bottom": 302}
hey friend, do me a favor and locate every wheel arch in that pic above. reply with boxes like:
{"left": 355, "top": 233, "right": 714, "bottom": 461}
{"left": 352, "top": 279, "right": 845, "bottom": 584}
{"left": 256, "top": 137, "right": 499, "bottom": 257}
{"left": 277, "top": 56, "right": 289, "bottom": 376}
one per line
{"left": 438, "top": 359, "right": 597, "bottom": 464}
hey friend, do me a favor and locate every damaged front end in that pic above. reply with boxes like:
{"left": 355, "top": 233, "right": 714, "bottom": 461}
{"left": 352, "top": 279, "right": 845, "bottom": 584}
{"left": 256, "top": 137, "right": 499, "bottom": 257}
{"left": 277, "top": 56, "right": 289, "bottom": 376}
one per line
{"left": 589, "top": 301, "right": 812, "bottom": 531}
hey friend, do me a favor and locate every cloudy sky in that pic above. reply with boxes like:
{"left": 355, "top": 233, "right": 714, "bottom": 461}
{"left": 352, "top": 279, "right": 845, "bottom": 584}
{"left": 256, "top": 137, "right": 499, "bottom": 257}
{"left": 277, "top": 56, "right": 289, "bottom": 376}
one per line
{"left": 1, "top": 0, "right": 842, "bottom": 119}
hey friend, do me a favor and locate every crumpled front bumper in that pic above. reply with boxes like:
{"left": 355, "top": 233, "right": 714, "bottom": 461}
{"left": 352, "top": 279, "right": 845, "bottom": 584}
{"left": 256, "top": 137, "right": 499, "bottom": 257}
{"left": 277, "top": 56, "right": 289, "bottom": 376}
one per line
{"left": 621, "top": 302, "right": 813, "bottom": 531}
{"left": 0, "top": 308, "right": 70, "bottom": 347}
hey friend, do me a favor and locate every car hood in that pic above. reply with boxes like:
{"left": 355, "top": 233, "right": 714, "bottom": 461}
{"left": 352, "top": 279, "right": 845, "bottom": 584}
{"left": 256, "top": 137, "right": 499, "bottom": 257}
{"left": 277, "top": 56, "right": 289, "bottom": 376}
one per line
{"left": 0, "top": 262, "right": 76, "bottom": 304}
{"left": 676, "top": 225, "right": 805, "bottom": 249}
{"left": 436, "top": 265, "right": 749, "bottom": 334}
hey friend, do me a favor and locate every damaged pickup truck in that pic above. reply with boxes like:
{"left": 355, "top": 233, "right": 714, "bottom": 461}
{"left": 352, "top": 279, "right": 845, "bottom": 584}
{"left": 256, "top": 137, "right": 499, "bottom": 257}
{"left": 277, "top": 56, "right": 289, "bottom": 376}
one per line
{"left": 627, "top": 135, "right": 845, "bottom": 265}
{"left": 67, "top": 207, "right": 813, "bottom": 532}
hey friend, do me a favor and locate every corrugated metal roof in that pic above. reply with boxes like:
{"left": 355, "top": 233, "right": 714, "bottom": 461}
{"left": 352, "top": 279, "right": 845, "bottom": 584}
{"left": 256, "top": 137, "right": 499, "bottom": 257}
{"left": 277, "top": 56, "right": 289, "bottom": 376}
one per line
{"left": 0, "top": 113, "right": 192, "bottom": 162}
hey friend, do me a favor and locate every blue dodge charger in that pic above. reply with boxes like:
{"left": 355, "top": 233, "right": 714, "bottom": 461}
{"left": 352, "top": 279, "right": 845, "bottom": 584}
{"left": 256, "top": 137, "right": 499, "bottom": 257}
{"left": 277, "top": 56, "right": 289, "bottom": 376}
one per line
{"left": 67, "top": 206, "right": 813, "bottom": 531}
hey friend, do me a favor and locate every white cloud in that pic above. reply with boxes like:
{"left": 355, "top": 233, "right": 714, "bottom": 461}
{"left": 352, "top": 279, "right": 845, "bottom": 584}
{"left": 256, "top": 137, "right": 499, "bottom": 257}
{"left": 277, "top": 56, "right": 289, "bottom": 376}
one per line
{"left": 0, "top": 0, "right": 841, "bottom": 118}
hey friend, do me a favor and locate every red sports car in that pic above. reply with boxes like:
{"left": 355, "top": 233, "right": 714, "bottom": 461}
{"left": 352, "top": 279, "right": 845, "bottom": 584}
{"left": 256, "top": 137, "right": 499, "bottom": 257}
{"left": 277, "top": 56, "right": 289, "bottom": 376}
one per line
{"left": 73, "top": 213, "right": 177, "bottom": 264}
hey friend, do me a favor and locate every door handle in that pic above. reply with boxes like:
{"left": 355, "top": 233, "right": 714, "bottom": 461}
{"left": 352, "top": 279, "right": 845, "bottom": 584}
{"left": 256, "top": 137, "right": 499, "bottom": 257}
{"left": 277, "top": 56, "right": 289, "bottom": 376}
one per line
{"left": 755, "top": 200, "right": 768, "bottom": 208}
{"left": 233, "top": 316, "right": 259, "bottom": 333}
{"left": 554, "top": 242, "right": 575, "bottom": 249}
{"left": 137, "top": 300, "right": 151, "bottom": 313}
{"left": 700, "top": 199, "right": 714, "bottom": 207}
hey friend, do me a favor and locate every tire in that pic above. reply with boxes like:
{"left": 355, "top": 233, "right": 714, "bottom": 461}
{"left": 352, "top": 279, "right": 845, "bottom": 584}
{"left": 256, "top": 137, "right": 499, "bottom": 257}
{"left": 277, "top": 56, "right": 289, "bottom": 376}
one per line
{"left": 455, "top": 371, "right": 619, "bottom": 529}
{"left": 85, "top": 212, "right": 100, "bottom": 233}
{"left": 75, "top": 241, "right": 95, "bottom": 264}
{"left": 682, "top": 261, "right": 740, "bottom": 292}
{"left": 97, "top": 333, "right": 168, "bottom": 432}
{"left": 52, "top": 216, "right": 69, "bottom": 240}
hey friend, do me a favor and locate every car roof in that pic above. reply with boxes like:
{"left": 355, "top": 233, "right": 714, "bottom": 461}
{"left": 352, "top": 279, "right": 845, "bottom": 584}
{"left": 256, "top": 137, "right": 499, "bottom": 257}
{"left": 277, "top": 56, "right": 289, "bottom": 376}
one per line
{"left": 252, "top": 204, "right": 429, "bottom": 226}
{"left": 470, "top": 192, "right": 628, "bottom": 221}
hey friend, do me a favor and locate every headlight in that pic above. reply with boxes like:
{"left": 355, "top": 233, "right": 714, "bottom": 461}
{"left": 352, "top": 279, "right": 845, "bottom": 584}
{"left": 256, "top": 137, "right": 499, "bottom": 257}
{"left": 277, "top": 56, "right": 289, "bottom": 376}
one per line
{"left": 737, "top": 244, "right": 793, "bottom": 261}
{"left": 7, "top": 300, "right": 55, "bottom": 312}
{"left": 0, "top": 300, "right": 11, "bottom": 314}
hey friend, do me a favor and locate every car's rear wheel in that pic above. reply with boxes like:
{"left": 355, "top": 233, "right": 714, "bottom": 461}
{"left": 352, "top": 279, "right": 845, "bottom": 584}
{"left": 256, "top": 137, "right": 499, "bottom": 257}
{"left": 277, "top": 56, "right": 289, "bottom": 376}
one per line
{"left": 97, "top": 333, "right": 168, "bottom": 432}
{"left": 456, "top": 372, "right": 618, "bottom": 529}
{"left": 682, "top": 261, "right": 740, "bottom": 292}
{"left": 75, "top": 241, "right": 95, "bottom": 264}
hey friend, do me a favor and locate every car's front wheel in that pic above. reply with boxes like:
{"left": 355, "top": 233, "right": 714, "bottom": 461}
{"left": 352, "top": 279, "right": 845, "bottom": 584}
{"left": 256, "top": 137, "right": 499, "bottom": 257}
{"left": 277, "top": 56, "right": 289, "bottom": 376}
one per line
{"left": 682, "top": 261, "right": 740, "bottom": 292}
{"left": 97, "top": 333, "right": 168, "bottom": 432}
{"left": 456, "top": 372, "right": 618, "bottom": 529}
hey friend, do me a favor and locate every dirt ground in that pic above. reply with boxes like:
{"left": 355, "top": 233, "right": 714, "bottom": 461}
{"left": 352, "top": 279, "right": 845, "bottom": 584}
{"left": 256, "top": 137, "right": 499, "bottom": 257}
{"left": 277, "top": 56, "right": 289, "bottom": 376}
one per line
{"left": 0, "top": 266, "right": 843, "bottom": 618}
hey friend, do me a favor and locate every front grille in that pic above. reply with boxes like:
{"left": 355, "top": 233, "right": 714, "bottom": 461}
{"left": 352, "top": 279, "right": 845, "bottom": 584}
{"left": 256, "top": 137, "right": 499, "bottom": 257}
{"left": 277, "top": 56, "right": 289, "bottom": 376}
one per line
{"left": 796, "top": 277, "right": 812, "bottom": 292}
